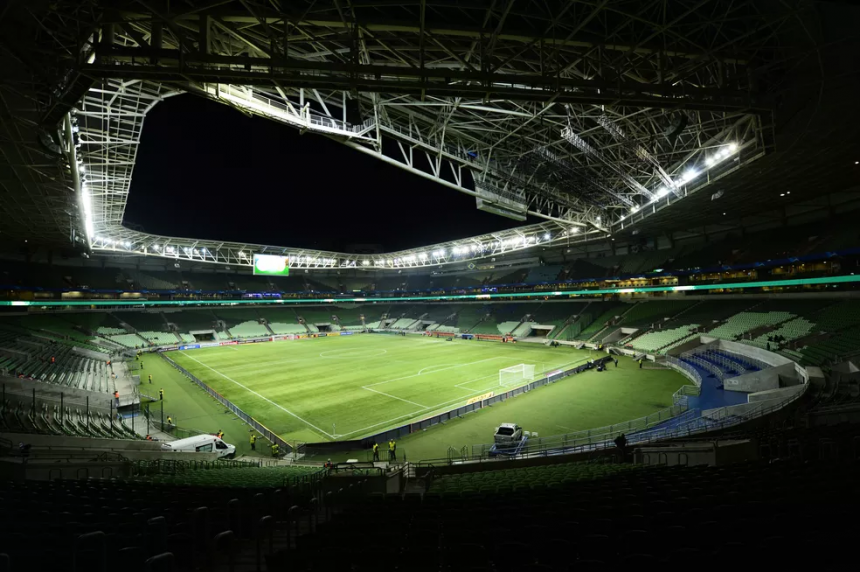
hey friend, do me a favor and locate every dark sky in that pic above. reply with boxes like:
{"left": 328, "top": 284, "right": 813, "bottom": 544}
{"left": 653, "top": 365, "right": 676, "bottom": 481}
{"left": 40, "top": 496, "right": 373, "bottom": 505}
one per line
{"left": 125, "top": 94, "right": 524, "bottom": 252}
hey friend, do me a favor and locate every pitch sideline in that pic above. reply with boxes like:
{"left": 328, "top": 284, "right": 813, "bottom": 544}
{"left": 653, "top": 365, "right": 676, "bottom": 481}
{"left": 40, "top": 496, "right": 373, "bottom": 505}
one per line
{"left": 178, "top": 351, "right": 336, "bottom": 440}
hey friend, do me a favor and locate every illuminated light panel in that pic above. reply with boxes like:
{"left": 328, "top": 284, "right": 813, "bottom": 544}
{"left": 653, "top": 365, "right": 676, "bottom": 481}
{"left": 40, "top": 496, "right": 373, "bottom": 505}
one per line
{"left": 3, "top": 275, "right": 859, "bottom": 306}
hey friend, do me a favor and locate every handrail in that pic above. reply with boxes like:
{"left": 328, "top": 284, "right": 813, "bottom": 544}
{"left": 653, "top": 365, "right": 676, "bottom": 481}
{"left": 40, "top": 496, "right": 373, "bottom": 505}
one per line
{"left": 421, "top": 381, "right": 807, "bottom": 466}
{"left": 466, "top": 401, "right": 689, "bottom": 458}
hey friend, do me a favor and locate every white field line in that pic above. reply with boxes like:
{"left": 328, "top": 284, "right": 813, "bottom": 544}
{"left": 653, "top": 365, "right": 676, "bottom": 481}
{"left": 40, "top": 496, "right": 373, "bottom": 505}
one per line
{"left": 362, "top": 386, "right": 427, "bottom": 408}
{"left": 341, "top": 357, "right": 589, "bottom": 438}
{"left": 178, "top": 351, "right": 335, "bottom": 440}
{"left": 364, "top": 356, "right": 509, "bottom": 388}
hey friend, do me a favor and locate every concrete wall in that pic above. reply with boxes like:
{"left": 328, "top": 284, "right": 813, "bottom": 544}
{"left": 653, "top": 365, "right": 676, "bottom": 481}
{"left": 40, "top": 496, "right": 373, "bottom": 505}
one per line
{"left": 723, "top": 362, "right": 796, "bottom": 393}
{"left": 635, "top": 439, "right": 758, "bottom": 467}
{"left": 72, "top": 346, "right": 110, "bottom": 361}
{"left": 1, "top": 431, "right": 222, "bottom": 462}
{"left": 715, "top": 339, "right": 793, "bottom": 367}
{"left": 747, "top": 384, "right": 805, "bottom": 403}
{"left": 0, "top": 375, "right": 116, "bottom": 412}
{"left": 666, "top": 335, "right": 707, "bottom": 356}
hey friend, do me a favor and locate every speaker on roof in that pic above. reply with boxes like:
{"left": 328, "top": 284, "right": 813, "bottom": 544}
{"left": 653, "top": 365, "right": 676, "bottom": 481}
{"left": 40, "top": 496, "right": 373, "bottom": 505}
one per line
{"left": 664, "top": 113, "right": 688, "bottom": 141}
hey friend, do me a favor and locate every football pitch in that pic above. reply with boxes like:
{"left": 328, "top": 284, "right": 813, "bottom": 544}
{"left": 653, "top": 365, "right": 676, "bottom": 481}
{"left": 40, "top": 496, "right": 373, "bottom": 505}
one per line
{"left": 171, "top": 334, "right": 592, "bottom": 443}
{"left": 169, "top": 334, "right": 687, "bottom": 447}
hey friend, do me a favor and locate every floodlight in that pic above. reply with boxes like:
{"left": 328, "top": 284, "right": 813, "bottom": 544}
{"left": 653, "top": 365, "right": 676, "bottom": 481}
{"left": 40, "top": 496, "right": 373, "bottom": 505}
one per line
{"left": 728, "top": 142, "right": 738, "bottom": 152}
{"left": 596, "top": 216, "right": 601, "bottom": 223}
{"left": 682, "top": 168, "right": 700, "bottom": 183}
{"left": 153, "top": 245, "right": 160, "bottom": 250}
{"left": 238, "top": 251, "right": 246, "bottom": 258}
{"left": 123, "top": 241, "right": 131, "bottom": 247}
{"left": 705, "top": 157, "right": 716, "bottom": 167}
{"left": 544, "top": 233, "right": 551, "bottom": 240}
{"left": 79, "top": 165, "right": 86, "bottom": 174}
{"left": 387, "top": 259, "right": 393, "bottom": 265}
{"left": 570, "top": 227, "right": 579, "bottom": 234}
{"left": 362, "top": 259, "right": 370, "bottom": 266}
{"left": 434, "top": 250, "right": 445, "bottom": 257}
{"left": 419, "top": 252, "right": 427, "bottom": 260}
{"left": 631, "top": 206, "right": 639, "bottom": 213}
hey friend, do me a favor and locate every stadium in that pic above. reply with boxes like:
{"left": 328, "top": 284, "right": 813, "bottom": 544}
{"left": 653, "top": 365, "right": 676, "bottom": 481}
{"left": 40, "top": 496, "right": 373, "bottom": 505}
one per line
{"left": 1, "top": 0, "right": 859, "bottom": 570}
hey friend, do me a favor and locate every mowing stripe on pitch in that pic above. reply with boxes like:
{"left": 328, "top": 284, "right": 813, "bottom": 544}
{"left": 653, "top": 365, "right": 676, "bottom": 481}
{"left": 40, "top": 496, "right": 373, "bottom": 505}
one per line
{"left": 342, "top": 356, "right": 591, "bottom": 438}
{"left": 178, "top": 351, "right": 335, "bottom": 440}
{"left": 364, "top": 356, "right": 509, "bottom": 388}
{"left": 362, "top": 386, "right": 428, "bottom": 408}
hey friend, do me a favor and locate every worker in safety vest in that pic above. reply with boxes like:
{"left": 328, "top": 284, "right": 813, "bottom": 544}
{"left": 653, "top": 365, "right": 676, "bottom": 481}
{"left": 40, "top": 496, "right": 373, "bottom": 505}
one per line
{"left": 159, "top": 388, "right": 164, "bottom": 400}
{"left": 388, "top": 439, "right": 397, "bottom": 461}
{"left": 166, "top": 416, "right": 174, "bottom": 429}
{"left": 217, "top": 430, "right": 224, "bottom": 439}
{"left": 372, "top": 442, "right": 379, "bottom": 461}
{"left": 250, "top": 434, "right": 257, "bottom": 451}
{"left": 638, "top": 358, "right": 643, "bottom": 369}
{"left": 271, "top": 443, "right": 280, "bottom": 458}
{"left": 148, "top": 374, "right": 152, "bottom": 384}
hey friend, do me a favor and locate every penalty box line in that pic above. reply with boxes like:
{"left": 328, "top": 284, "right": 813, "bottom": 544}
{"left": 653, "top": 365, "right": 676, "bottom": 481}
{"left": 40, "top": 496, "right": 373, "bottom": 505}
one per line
{"left": 343, "top": 356, "right": 592, "bottom": 439}
{"left": 364, "top": 356, "right": 509, "bottom": 388}
{"left": 178, "top": 351, "right": 336, "bottom": 440}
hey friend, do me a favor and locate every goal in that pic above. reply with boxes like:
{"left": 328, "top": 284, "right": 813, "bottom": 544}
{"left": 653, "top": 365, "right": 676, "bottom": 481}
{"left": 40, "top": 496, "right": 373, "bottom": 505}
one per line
{"left": 499, "top": 364, "right": 536, "bottom": 387}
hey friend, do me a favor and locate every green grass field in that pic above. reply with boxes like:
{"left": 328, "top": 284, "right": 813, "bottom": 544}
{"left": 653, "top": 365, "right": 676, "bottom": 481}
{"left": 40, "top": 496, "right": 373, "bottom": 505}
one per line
{"left": 167, "top": 335, "right": 689, "bottom": 460}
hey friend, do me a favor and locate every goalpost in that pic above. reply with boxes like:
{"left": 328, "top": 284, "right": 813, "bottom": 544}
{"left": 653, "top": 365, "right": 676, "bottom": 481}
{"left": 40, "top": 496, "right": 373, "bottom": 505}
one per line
{"left": 499, "top": 364, "right": 536, "bottom": 387}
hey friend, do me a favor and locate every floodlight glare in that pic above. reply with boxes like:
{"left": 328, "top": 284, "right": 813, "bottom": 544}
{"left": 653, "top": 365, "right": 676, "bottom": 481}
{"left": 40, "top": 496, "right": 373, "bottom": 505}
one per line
{"left": 705, "top": 156, "right": 716, "bottom": 167}
{"left": 544, "top": 233, "right": 551, "bottom": 240}
{"left": 570, "top": 227, "right": 579, "bottom": 234}
{"left": 238, "top": 251, "right": 246, "bottom": 258}
{"left": 681, "top": 168, "right": 700, "bottom": 183}
{"left": 728, "top": 142, "right": 738, "bottom": 152}
{"left": 419, "top": 252, "right": 428, "bottom": 260}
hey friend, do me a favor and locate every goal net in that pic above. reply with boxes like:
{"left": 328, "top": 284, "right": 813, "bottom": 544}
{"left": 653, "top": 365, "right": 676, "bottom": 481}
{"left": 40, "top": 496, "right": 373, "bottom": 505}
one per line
{"left": 499, "top": 364, "right": 536, "bottom": 387}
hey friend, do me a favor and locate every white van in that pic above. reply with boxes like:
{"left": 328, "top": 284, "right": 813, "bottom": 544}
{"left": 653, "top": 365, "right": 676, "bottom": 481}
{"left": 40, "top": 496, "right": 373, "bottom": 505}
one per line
{"left": 160, "top": 434, "right": 236, "bottom": 459}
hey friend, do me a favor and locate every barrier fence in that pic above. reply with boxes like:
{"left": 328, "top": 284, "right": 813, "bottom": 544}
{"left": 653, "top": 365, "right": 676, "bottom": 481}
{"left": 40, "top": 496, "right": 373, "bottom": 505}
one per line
{"left": 159, "top": 354, "right": 292, "bottom": 454}
{"left": 292, "top": 356, "right": 616, "bottom": 459}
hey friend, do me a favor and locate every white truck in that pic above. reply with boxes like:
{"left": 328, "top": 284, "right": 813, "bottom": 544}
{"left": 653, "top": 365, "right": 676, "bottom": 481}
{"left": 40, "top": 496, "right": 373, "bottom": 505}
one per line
{"left": 160, "top": 434, "right": 236, "bottom": 459}
{"left": 493, "top": 423, "right": 523, "bottom": 448}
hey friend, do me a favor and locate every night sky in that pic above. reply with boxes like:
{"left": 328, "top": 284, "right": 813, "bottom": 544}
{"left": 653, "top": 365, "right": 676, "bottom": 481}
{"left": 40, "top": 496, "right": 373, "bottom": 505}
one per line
{"left": 125, "top": 94, "right": 524, "bottom": 252}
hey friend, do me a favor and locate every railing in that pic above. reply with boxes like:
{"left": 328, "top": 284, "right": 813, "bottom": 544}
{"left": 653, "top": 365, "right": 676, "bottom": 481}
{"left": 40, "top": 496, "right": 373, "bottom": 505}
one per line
{"left": 663, "top": 355, "right": 703, "bottom": 387}
{"left": 467, "top": 401, "right": 689, "bottom": 460}
{"left": 129, "top": 457, "right": 264, "bottom": 476}
{"left": 160, "top": 354, "right": 292, "bottom": 454}
{"left": 420, "top": 380, "right": 808, "bottom": 466}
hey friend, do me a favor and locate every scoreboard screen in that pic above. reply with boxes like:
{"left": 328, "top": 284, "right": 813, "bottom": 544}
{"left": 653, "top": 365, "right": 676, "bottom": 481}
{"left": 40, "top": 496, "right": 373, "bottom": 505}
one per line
{"left": 253, "top": 254, "right": 290, "bottom": 276}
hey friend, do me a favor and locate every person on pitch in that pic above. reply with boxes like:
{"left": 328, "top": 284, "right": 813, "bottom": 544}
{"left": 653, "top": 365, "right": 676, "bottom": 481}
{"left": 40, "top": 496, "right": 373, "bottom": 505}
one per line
{"left": 372, "top": 442, "right": 380, "bottom": 461}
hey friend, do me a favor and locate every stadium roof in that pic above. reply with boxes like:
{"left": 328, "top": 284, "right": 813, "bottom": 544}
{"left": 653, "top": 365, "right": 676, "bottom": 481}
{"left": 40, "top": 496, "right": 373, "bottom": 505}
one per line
{"left": 1, "top": 0, "right": 858, "bottom": 270}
